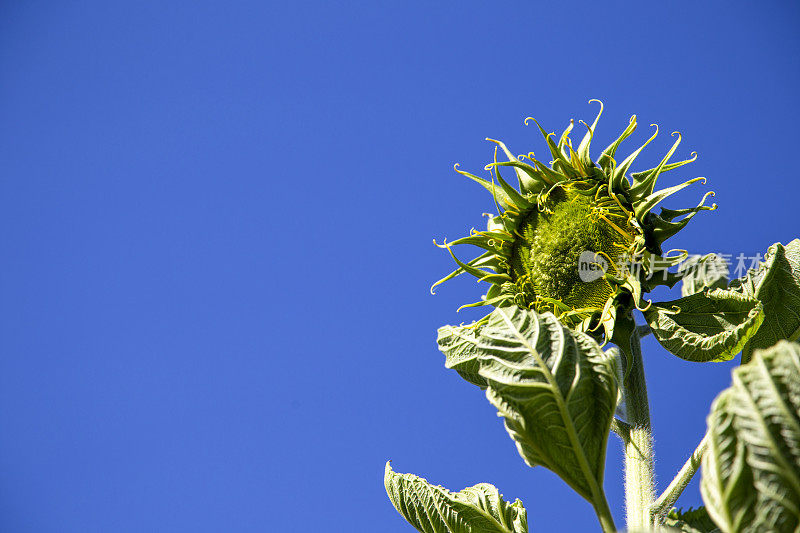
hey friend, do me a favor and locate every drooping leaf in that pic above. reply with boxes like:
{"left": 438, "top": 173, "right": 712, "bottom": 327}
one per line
{"left": 664, "top": 506, "right": 721, "bottom": 533}
{"left": 436, "top": 321, "right": 490, "bottom": 388}
{"left": 681, "top": 254, "right": 730, "bottom": 297}
{"left": 437, "top": 306, "right": 618, "bottom": 503}
{"left": 727, "top": 240, "right": 800, "bottom": 363}
{"left": 644, "top": 289, "right": 764, "bottom": 362}
{"left": 384, "top": 462, "right": 528, "bottom": 533}
{"left": 701, "top": 341, "right": 800, "bottom": 532}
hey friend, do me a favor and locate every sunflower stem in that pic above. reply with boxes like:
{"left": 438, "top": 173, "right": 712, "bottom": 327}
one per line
{"left": 651, "top": 432, "right": 709, "bottom": 523}
{"left": 622, "top": 327, "right": 656, "bottom": 530}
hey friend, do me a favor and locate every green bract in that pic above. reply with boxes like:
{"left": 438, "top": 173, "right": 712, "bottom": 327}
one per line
{"left": 432, "top": 101, "right": 716, "bottom": 340}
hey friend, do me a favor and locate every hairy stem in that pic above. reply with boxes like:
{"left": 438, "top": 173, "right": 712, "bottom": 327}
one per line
{"left": 651, "top": 433, "right": 709, "bottom": 522}
{"left": 623, "top": 328, "right": 655, "bottom": 530}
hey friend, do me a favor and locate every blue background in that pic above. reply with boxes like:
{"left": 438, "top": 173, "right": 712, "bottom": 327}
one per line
{"left": 1, "top": 1, "right": 799, "bottom": 531}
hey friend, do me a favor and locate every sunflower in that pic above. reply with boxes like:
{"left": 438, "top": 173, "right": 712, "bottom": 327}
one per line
{"left": 432, "top": 101, "right": 716, "bottom": 342}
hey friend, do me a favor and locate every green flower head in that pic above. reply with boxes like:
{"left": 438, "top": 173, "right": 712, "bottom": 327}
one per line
{"left": 432, "top": 101, "right": 716, "bottom": 341}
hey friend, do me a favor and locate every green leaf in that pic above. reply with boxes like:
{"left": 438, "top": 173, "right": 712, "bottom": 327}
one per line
{"left": 664, "top": 507, "right": 721, "bottom": 533}
{"left": 701, "top": 341, "right": 800, "bottom": 533}
{"left": 384, "top": 462, "right": 528, "bottom": 533}
{"left": 643, "top": 289, "right": 764, "bottom": 362}
{"left": 436, "top": 306, "right": 618, "bottom": 503}
{"left": 436, "top": 321, "right": 490, "bottom": 388}
{"left": 727, "top": 240, "right": 800, "bottom": 363}
{"left": 681, "top": 254, "right": 730, "bottom": 297}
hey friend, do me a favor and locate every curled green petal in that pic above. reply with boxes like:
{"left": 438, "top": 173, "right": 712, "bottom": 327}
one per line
{"left": 558, "top": 119, "right": 575, "bottom": 151}
{"left": 628, "top": 131, "right": 684, "bottom": 202}
{"left": 453, "top": 164, "right": 516, "bottom": 210}
{"left": 486, "top": 149, "right": 534, "bottom": 210}
{"left": 487, "top": 159, "right": 549, "bottom": 193}
{"left": 634, "top": 177, "right": 706, "bottom": 221}
{"left": 431, "top": 250, "right": 495, "bottom": 294}
{"left": 611, "top": 123, "right": 659, "bottom": 187}
{"left": 650, "top": 191, "right": 717, "bottom": 247}
{"left": 630, "top": 151, "right": 698, "bottom": 186}
{"left": 598, "top": 114, "right": 637, "bottom": 177}
{"left": 576, "top": 99, "right": 603, "bottom": 166}
{"left": 485, "top": 137, "right": 542, "bottom": 193}
{"left": 526, "top": 117, "right": 577, "bottom": 178}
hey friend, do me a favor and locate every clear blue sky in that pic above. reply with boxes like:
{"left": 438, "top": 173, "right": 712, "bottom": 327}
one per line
{"left": 1, "top": 2, "right": 798, "bottom": 532}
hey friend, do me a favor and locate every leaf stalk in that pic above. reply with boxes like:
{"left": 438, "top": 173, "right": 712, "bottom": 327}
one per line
{"left": 592, "top": 494, "right": 618, "bottom": 533}
{"left": 651, "top": 432, "right": 709, "bottom": 522}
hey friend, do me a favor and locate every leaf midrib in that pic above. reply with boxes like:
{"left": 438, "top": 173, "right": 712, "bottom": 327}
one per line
{"left": 427, "top": 483, "right": 516, "bottom": 533}
{"left": 734, "top": 367, "right": 800, "bottom": 498}
{"left": 496, "top": 308, "right": 604, "bottom": 505}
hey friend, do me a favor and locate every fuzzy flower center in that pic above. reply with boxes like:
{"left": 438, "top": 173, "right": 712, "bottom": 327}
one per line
{"left": 510, "top": 185, "right": 637, "bottom": 311}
